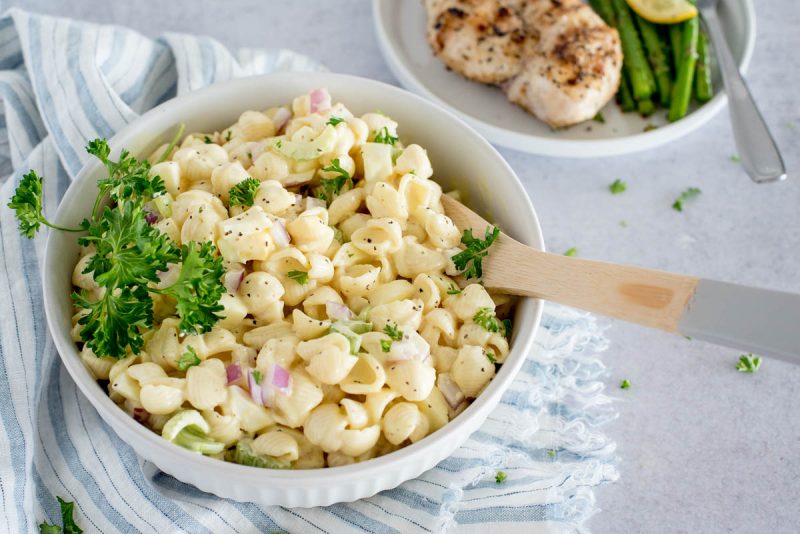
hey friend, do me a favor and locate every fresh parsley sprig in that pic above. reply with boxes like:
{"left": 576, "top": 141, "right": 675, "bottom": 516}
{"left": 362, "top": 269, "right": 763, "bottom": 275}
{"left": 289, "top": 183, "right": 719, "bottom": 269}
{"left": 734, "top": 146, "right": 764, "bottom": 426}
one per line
{"left": 228, "top": 178, "right": 260, "bottom": 208}
{"left": 473, "top": 307, "right": 500, "bottom": 333}
{"left": 7, "top": 171, "right": 82, "bottom": 237}
{"left": 327, "top": 116, "right": 345, "bottom": 126}
{"left": 609, "top": 179, "right": 627, "bottom": 194}
{"left": 451, "top": 226, "right": 500, "bottom": 280}
{"left": 384, "top": 323, "right": 404, "bottom": 341}
{"left": 39, "top": 496, "right": 83, "bottom": 534}
{"left": 9, "top": 131, "right": 227, "bottom": 359}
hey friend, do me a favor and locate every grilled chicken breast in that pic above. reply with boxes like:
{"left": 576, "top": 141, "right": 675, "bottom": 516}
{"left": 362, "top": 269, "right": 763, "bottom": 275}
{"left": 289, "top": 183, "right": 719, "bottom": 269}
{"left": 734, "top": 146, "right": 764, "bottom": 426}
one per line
{"left": 425, "top": 0, "right": 528, "bottom": 84}
{"left": 504, "top": 0, "right": 622, "bottom": 127}
{"left": 424, "top": 0, "right": 622, "bottom": 127}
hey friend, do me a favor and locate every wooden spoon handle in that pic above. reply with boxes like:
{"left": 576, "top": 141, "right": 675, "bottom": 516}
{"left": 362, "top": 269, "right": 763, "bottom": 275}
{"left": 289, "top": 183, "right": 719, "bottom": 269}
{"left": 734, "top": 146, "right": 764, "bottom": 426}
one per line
{"left": 487, "top": 238, "right": 699, "bottom": 332}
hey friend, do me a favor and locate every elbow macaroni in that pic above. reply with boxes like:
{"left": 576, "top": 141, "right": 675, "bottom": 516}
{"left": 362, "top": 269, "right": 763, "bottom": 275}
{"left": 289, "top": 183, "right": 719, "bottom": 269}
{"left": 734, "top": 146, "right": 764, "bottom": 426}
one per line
{"left": 72, "top": 89, "right": 514, "bottom": 469}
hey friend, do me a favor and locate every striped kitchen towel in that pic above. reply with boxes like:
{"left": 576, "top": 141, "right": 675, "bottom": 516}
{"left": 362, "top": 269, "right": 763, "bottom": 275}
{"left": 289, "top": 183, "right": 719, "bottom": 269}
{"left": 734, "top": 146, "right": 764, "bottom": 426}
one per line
{"left": 0, "top": 8, "right": 618, "bottom": 533}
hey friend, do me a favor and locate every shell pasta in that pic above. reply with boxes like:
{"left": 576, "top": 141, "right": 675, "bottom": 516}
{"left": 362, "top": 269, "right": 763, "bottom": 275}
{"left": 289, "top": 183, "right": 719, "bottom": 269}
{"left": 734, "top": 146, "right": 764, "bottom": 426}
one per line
{"left": 72, "top": 89, "right": 514, "bottom": 468}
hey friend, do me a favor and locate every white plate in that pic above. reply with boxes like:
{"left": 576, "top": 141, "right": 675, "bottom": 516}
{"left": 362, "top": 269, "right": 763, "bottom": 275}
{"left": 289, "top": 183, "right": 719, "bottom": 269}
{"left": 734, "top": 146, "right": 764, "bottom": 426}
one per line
{"left": 372, "top": 0, "right": 756, "bottom": 157}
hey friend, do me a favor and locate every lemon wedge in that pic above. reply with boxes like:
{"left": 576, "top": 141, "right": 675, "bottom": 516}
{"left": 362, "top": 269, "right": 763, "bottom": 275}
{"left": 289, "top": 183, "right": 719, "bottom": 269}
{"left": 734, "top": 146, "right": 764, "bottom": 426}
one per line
{"left": 625, "top": 0, "right": 698, "bottom": 24}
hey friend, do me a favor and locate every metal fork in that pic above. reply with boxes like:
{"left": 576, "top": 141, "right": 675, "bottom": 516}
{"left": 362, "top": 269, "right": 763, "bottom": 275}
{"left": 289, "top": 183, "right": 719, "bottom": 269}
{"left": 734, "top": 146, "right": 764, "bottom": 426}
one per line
{"left": 696, "top": 0, "right": 786, "bottom": 183}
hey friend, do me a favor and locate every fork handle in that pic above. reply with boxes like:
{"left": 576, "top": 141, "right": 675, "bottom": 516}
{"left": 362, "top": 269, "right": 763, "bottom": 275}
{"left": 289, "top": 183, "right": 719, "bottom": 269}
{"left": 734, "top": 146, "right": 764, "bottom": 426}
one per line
{"left": 491, "top": 239, "right": 800, "bottom": 363}
{"left": 701, "top": 7, "right": 786, "bottom": 183}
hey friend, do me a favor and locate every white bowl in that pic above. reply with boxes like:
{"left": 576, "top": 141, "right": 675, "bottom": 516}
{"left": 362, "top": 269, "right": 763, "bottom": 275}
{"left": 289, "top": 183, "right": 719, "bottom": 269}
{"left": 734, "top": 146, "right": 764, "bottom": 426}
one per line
{"left": 42, "top": 72, "right": 544, "bottom": 507}
{"left": 372, "top": 0, "right": 756, "bottom": 157}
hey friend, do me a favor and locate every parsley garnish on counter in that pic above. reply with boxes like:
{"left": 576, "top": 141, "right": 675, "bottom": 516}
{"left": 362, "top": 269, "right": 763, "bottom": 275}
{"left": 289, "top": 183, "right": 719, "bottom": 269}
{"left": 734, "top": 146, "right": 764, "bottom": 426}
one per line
{"left": 451, "top": 226, "right": 500, "bottom": 280}
{"left": 39, "top": 496, "right": 83, "bottom": 534}
{"left": 620, "top": 379, "right": 631, "bottom": 390}
{"left": 672, "top": 187, "right": 701, "bottom": 212}
{"left": 609, "top": 179, "right": 627, "bottom": 194}
{"left": 7, "top": 134, "right": 226, "bottom": 359}
{"left": 495, "top": 471, "right": 507, "bottom": 484}
{"left": 228, "top": 177, "right": 260, "bottom": 207}
{"left": 736, "top": 354, "right": 761, "bottom": 374}
{"left": 564, "top": 247, "right": 578, "bottom": 257}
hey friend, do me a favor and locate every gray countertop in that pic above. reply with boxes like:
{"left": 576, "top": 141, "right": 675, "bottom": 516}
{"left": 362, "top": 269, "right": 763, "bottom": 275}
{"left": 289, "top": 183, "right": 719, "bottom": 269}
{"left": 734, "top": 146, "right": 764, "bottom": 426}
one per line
{"left": 9, "top": 0, "right": 800, "bottom": 532}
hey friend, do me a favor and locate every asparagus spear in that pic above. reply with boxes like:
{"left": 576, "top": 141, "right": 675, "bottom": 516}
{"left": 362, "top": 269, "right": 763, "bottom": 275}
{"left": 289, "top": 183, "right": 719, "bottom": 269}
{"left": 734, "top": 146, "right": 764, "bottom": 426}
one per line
{"left": 668, "top": 16, "right": 699, "bottom": 122}
{"left": 636, "top": 15, "right": 672, "bottom": 107}
{"left": 589, "top": 0, "right": 617, "bottom": 25}
{"left": 611, "top": 0, "right": 656, "bottom": 101}
{"left": 638, "top": 98, "right": 655, "bottom": 117}
{"left": 617, "top": 72, "right": 636, "bottom": 112}
{"left": 669, "top": 24, "right": 683, "bottom": 72}
{"left": 695, "top": 28, "right": 713, "bottom": 102}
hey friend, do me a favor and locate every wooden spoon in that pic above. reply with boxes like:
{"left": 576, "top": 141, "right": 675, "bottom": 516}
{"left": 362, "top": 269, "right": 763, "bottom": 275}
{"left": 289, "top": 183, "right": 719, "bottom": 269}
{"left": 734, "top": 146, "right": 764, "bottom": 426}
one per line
{"left": 442, "top": 195, "right": 800, "bottom": 364}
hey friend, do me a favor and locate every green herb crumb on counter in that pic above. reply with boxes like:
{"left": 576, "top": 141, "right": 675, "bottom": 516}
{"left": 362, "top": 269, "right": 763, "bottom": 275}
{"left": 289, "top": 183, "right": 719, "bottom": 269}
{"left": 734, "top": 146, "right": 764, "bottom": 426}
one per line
{"left": 609, "top": 178, "right": 627, "bottom": 194}
{"left": 564, "top": 247, "right": 578, "bottom": 257}
{"left": 39, "top": 496, "right": 83, "bottom": 534}
{"left": 620, "top": 379, "right": 631, "bottom": 390}
{"left": 672, "top": 187, "right": 701, "bottom": 212}
{"left": 736, "top": 354, "right": 761, "bottom": 374}
{"left": 495, "top": 471, "right": 507, "bottom": 484}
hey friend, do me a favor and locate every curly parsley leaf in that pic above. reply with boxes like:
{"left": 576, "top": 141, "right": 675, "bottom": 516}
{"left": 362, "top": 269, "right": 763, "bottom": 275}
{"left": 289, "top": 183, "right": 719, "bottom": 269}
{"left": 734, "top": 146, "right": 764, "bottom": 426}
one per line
{"left": 384, "top": 323, "right": 404, "bottom": 341}
{"left": 314, "top": 158, "right": 352, "bottom": 204}
{"left": 451, "top": 226, "right": 500, "bottom": 280}
{"left": 252, "top": 369, "right": 263, "bottom": 384}
{"left": 327, "top": 116, "right": 345, "bottom": 126}
{"left": 502, "top": 318, "right": 512, "bottom": 340}
{"left": 177, "top": 346, "right": 201, "bottom": 371}
{"left": 7, "top": 170, "right": 82, "bottom": 237}
{"left": 736, "top": 354, "right": 761, "bottom": 374}
{"left": 79, "top": 201, "right": 178, "bottom": 288}
{"left": 486, "top": 351, "right": 497, "bottom": 364}
{"left": 287, "top": 270, "right": 309, "bottom": 285}
{"left": 373, "top": 126, "right": 398, "bottom": 145}
{"left": 380, "top": 339, "right": 393, "bottom": 352}
{"left": 672, "top": 187, "right": 701, "bottom": 212}
{"left": 473, "top": 307, "right": 500, "bottom": 333}
{"left": 39, "top": 496, "right": 83, "bottom": 534}
{"left": 228, "top": 178, "right": 260, "bottom": 208}
{"left": 73, "top": 284, "right": 153, "bottom": 359}
{"left": 620, "top": 379, "right": 631, "bottom": 390}
{"left": 564, "top": 247, "right": 577, "bottom": 257}
{"left": 495, "top": 471, "right": 507, "bottom": 484}
{"left": 156, "top": 241, "right": 225, "bottom": 336}
{"left": 88, "top": 139, "right": 165, "bottom": 209}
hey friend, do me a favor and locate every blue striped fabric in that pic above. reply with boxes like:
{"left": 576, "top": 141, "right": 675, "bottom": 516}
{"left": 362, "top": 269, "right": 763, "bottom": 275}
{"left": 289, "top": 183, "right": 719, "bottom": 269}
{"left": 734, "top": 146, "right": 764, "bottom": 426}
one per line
{"left": 0, "top": 8, "right": 618, "bottom": 533}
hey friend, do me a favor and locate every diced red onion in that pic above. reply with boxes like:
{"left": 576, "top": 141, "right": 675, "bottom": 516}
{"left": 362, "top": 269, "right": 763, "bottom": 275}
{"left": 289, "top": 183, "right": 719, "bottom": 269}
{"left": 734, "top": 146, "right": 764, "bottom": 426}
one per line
{"left": 144, "top": 208, "right": 159, "bottom": 225}
{"left": 438, "top": 374, "right": 465, "bottom": 409}
{"left": 309, "top": 88, "right": 331, "bottom": 113}
{"left": 270, "top": 364, "right": 292, "bottom": 392}
{"left": 326, "top": 301, "right": 353, "bottom": 321}
{"left": 271, "top": 220, "right": 290, "bottom": 246}
{"left": 226, "top": 362, "right": 242, "bottom": 384}
{"left": 273, "top": 107, "right": 291, "bottom": 131}
{"left": 248, "top": 368, "right": 263, "bottom": 406}
{"left": 132, "top": 406, "right": 149, "bottom": 424}
{"left": 223, "top": 269, "right": 245, "bottom": 293}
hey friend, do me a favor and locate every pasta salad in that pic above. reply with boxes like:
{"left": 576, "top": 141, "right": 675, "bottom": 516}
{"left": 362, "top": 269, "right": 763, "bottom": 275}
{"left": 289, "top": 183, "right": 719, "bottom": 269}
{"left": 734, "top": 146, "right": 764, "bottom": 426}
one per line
{"left": 65, "top": 89, "right": 514, "bottom": 468}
